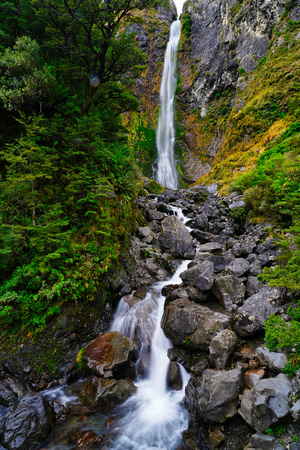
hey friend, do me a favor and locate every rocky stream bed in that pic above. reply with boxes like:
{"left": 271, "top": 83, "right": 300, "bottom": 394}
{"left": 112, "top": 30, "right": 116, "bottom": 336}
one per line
{"left": 1, "top": 185, "right": 300, "bottom": 449}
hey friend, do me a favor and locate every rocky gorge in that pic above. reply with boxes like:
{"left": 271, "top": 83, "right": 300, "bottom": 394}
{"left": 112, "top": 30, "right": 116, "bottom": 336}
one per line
{"left": 1, "top": 184, "right": 300, "bottom": 449}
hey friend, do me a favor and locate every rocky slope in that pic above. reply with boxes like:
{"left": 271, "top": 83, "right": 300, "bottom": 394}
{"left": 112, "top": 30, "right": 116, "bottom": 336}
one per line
{"left": 1, "top": 185, "right": 300, "bottom": 449}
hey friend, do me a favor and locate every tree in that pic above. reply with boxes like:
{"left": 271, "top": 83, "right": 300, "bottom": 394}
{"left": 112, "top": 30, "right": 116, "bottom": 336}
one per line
{"left": 36, "top": 0, "right": 152, "bottom": 112}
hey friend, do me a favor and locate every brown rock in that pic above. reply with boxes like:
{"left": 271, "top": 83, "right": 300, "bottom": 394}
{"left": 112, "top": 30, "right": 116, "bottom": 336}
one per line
{"left": 244, "top": 369, "right": 265, "bottom": 388}
{"left": 79, "top": 376, "right": 137, "bottom": 410}
{"left": 83, "top": 331, "right": 135, "bottom": 379}
{"left": 209, "top": 429, "right": 225, "bottom": 447}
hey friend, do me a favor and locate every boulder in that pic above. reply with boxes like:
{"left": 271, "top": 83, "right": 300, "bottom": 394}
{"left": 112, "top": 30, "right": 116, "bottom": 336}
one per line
{"left": 246, "top": 433, "right": 285, "bottom": 450}
{"left": 291, "top": 399, "right": 300, "bottom": 422}
{"left": 185, "top": 369, "right": 241, "bottom": 424}
{"left": 180, "top": 261, "right": 214, "bottom": 291}
{"left": 167, "top": 361, "right": 183, "bottom": 391}
{"left": 209, "top": 329, "right": 239, "bottom": 370}
{"left": 159, "top": 215, "right": 196, "bottom": 259}
{"left": 255, "top": 346, "right": 288, "bottom": 373}
{"left": 198, "top": 242, "right": 223, "bottom": 254}
{"left": 244, "top": 369, "right": 265, "bottom": 389}
{"left": 225, "top": 258, "right": 250, "bottom": 277}
{"left": 82, "top": 331, "right": 135, "bottom": 379}
{"left": 246, "top": 276, "right": 264, "bottom": 297}
{"left": 161, "top": 298, "right": 232, "bottom": 350}
{"left": 194, "top": 213, "right": 208, "bottom": 231}
{"left": 234, "top": 287, "right": 282, "bottom": 336}
{"left": 239, "top": 374, "right": 292, "bottom": 432}
{"left": 212, "top": 275, "right": 246, "bottom": 310}
{"left": 79, "top": 376, "right": 137, "bottom": 410}
{"left": 1, "top": 393, "right": 52, "bottom": 450}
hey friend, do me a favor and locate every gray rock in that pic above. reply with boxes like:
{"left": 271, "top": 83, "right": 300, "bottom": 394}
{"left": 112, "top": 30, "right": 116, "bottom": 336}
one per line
{"left": 234, "top": 287, "right": 282, "bottom": 336}
{"left": 212, "top": 275, "right": 246, "bottom": 310}
{"left": 185, "top": 369, "right": 241, "bottom": 424}
{"left": 256, "top": 346, "right": 288, "bottom": 373}
{"left": 239, "top": 374, "right": 292, "bottom": 432}
{"left": 146, "top": 209, "right": 165, "bottom": 221}
{"left": 137, "top": 226, "right": 156, "bottom": 244}
{"left": 2, "top": 393, "right": 52, "bottom": 450}
{"left": 167, "top": 361, "right": 183, "bottom": 391}
{"left": 159, "top": 215, "right": 196, "bottom": 259}
{"left": 229, "top": 200, "right": 245, "bottom": 209}
{"left": 194, "top": 213, "right": 208, "bottom": 231}
{"left": 161, "top": 298, "right": 232, "bottom": 350}
{"left": 225, "top": 258, "right": 250, "bottom": 277}
{"left": 198, "top": 242, "right": 224, "bottom": 254}
{"left": 246, "top": 276, "right": 264, "bottom": 297}
{"left": 246, "top": 432, "right": 285, "bottom": 449}
{"left": 291, "top": 399, "right": 300, "bottom": 422}
{"left": 209, "top": 329, "right": 239, "bottom": 369}
{"left": 194, "top": 261, "right": 214, "bottom": 291}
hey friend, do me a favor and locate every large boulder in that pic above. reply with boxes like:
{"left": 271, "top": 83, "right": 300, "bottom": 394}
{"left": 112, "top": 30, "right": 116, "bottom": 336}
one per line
{"left": 225, "top": 258, "right": 250, "bottom": 277}
{"left": 209, "top": 329, "right": 239, "bottom": 370}
{"left": 1, "top": 393, "right": 52, "bottom": 450}
{"left": 212, "top": 275, "right": 246, "bottom": 310}
{"left": 185, "top": 369, "right": 241, "bottom": 424}
{"left": 161, "top": 298, "right": 232, "bottom": 350}
{"left": 159, "top": 215, "right": 195, "bottom": 259}
{"left": 82, "top": 331, "right": 136, "bottom": 379}
{"left": 79, "top": 376, "right": 137, "bottom": 410}
{"left": 234, "top": 287, "right": 282, "bottom": 336}
{"left": 239, "top": 374, "right": 292, "bottom": 432}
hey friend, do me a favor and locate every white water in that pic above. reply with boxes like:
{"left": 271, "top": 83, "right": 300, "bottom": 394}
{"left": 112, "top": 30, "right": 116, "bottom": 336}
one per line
{"left": 154, "top": 19, "right": 181, "bottom": 190}
{"left": 110, "top": 258, "right": 191, "bottom": 449}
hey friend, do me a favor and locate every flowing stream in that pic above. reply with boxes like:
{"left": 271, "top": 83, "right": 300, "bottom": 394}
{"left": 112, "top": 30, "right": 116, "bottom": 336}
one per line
{"left": 109, "top": 256, "right": 190, "bottom": 449}
{"left": 154, "top": 17, "right": 181, "bottom": 189}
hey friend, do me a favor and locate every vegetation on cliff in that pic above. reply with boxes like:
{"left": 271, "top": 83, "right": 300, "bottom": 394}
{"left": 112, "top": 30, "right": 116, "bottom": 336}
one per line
{"left": 0, "top": 0, "right": 158, "bottom": 337}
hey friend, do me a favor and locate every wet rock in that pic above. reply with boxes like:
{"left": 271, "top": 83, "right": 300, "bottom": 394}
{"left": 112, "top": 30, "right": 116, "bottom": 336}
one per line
{"left": 161, "top": 298, "right": 232, "bottom": 350}
{"left": 167, "top": 361, "right": 183, "bottom": 391}
{"left": 190, "top": 359, "right": 209, "bottom": 377}
{"left": 209, "top": 329, "right": 239, "bottom": 370}
{"left": 234, "top": 287, "right": 282, "bottom": 336}
{"left": 79, "top": 376, "right": 137, "bottom": 410}
{"left": 185, "top": 369, "right": 241, "bottom": 424}
{"left": 82, "top": 331, "right": 136, "bottom": 379}
{"left": 0, "top": 381, "right": 18, "bottom": 407}
{"left": 1, "top": 392, "right": 52, "bottom": 450}
{"left": 246, "top": 432, "right": 285, "bottom": 449}
{"left": 146, "top": 209, "right": 165, "bottom": 222}
{"left": 212, "top": 275, "right": 246, "bottom": 310}
{"left": 159, "top": 215, "right": 196, "bottom": 259}
{"left": 208, "top": 428, "right": 225, "bottom": 447}
{"left": 71, "top": 430, "right": 104, "bottom": 448}
{"left": 167, "top": 347, "right": 193, "bottom": 371}
{"left": 255, "top": 346, "right": 288, "bottom": 373}
{"left": 225, "top": 258, "right": 250, "bottom": 278}
{"left": 239, "top": 374, "right": 292, "bottom": 432}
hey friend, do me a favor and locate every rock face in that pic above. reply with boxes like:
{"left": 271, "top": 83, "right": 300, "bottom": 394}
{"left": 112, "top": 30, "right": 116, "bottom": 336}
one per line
{"left": 180, "top": 0, "right": 286, "bottom": 115}
{"left": 185, "top": 369, "right": 242, "bottom": 424}
{"left": 159, "top": 215, "right": 196, "bottom": 259}
{"left": 1, "top": 393, "right": 52, "bottom": 450}
{"left": 82, "top": 331, "right": 136, "bottom": 379}
{"left": 239, "top": 374, "right": 292, "bottom": 432}
{"left": 161, "top": 298, "right": 232, "bottom": 350}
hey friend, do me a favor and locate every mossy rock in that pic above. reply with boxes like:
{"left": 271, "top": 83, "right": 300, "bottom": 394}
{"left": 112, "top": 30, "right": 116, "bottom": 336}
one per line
{"left": 143, "top": 178, "right": 165, "bottom": 194}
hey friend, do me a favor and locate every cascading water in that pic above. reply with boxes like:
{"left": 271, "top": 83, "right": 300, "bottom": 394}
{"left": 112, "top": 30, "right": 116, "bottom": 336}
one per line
{"left": 109, "top": 256, "right": 191, "bottom": 450}
{"left": 153, "top": 18, "right": 181, "bottom": 189}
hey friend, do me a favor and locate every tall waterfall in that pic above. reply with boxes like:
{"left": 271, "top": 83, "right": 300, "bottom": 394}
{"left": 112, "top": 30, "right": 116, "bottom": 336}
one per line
{"left": 154, "top": 20, "right": 181, "bottom": 190}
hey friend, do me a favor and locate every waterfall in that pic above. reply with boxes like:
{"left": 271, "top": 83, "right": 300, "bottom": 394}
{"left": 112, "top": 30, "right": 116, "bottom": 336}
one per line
{"left": 154, "top": 19, "right": 181, "bottom": 190}
{"left": 110, "top": 258, "right": 190, "bottom": 450}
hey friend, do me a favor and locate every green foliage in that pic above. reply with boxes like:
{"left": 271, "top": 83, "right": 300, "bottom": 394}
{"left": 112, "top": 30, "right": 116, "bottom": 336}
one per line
{"left": 181, "top": 12, "right": 192, "bottom": 42}
{"left": 264, "top": 313, "right": 300, "bottom": 375}
{"left": 0, "top": 0, "right": 151, "bottom": 336}
{"left": 76, "top": 348, "right": 85, "bottom": 369}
